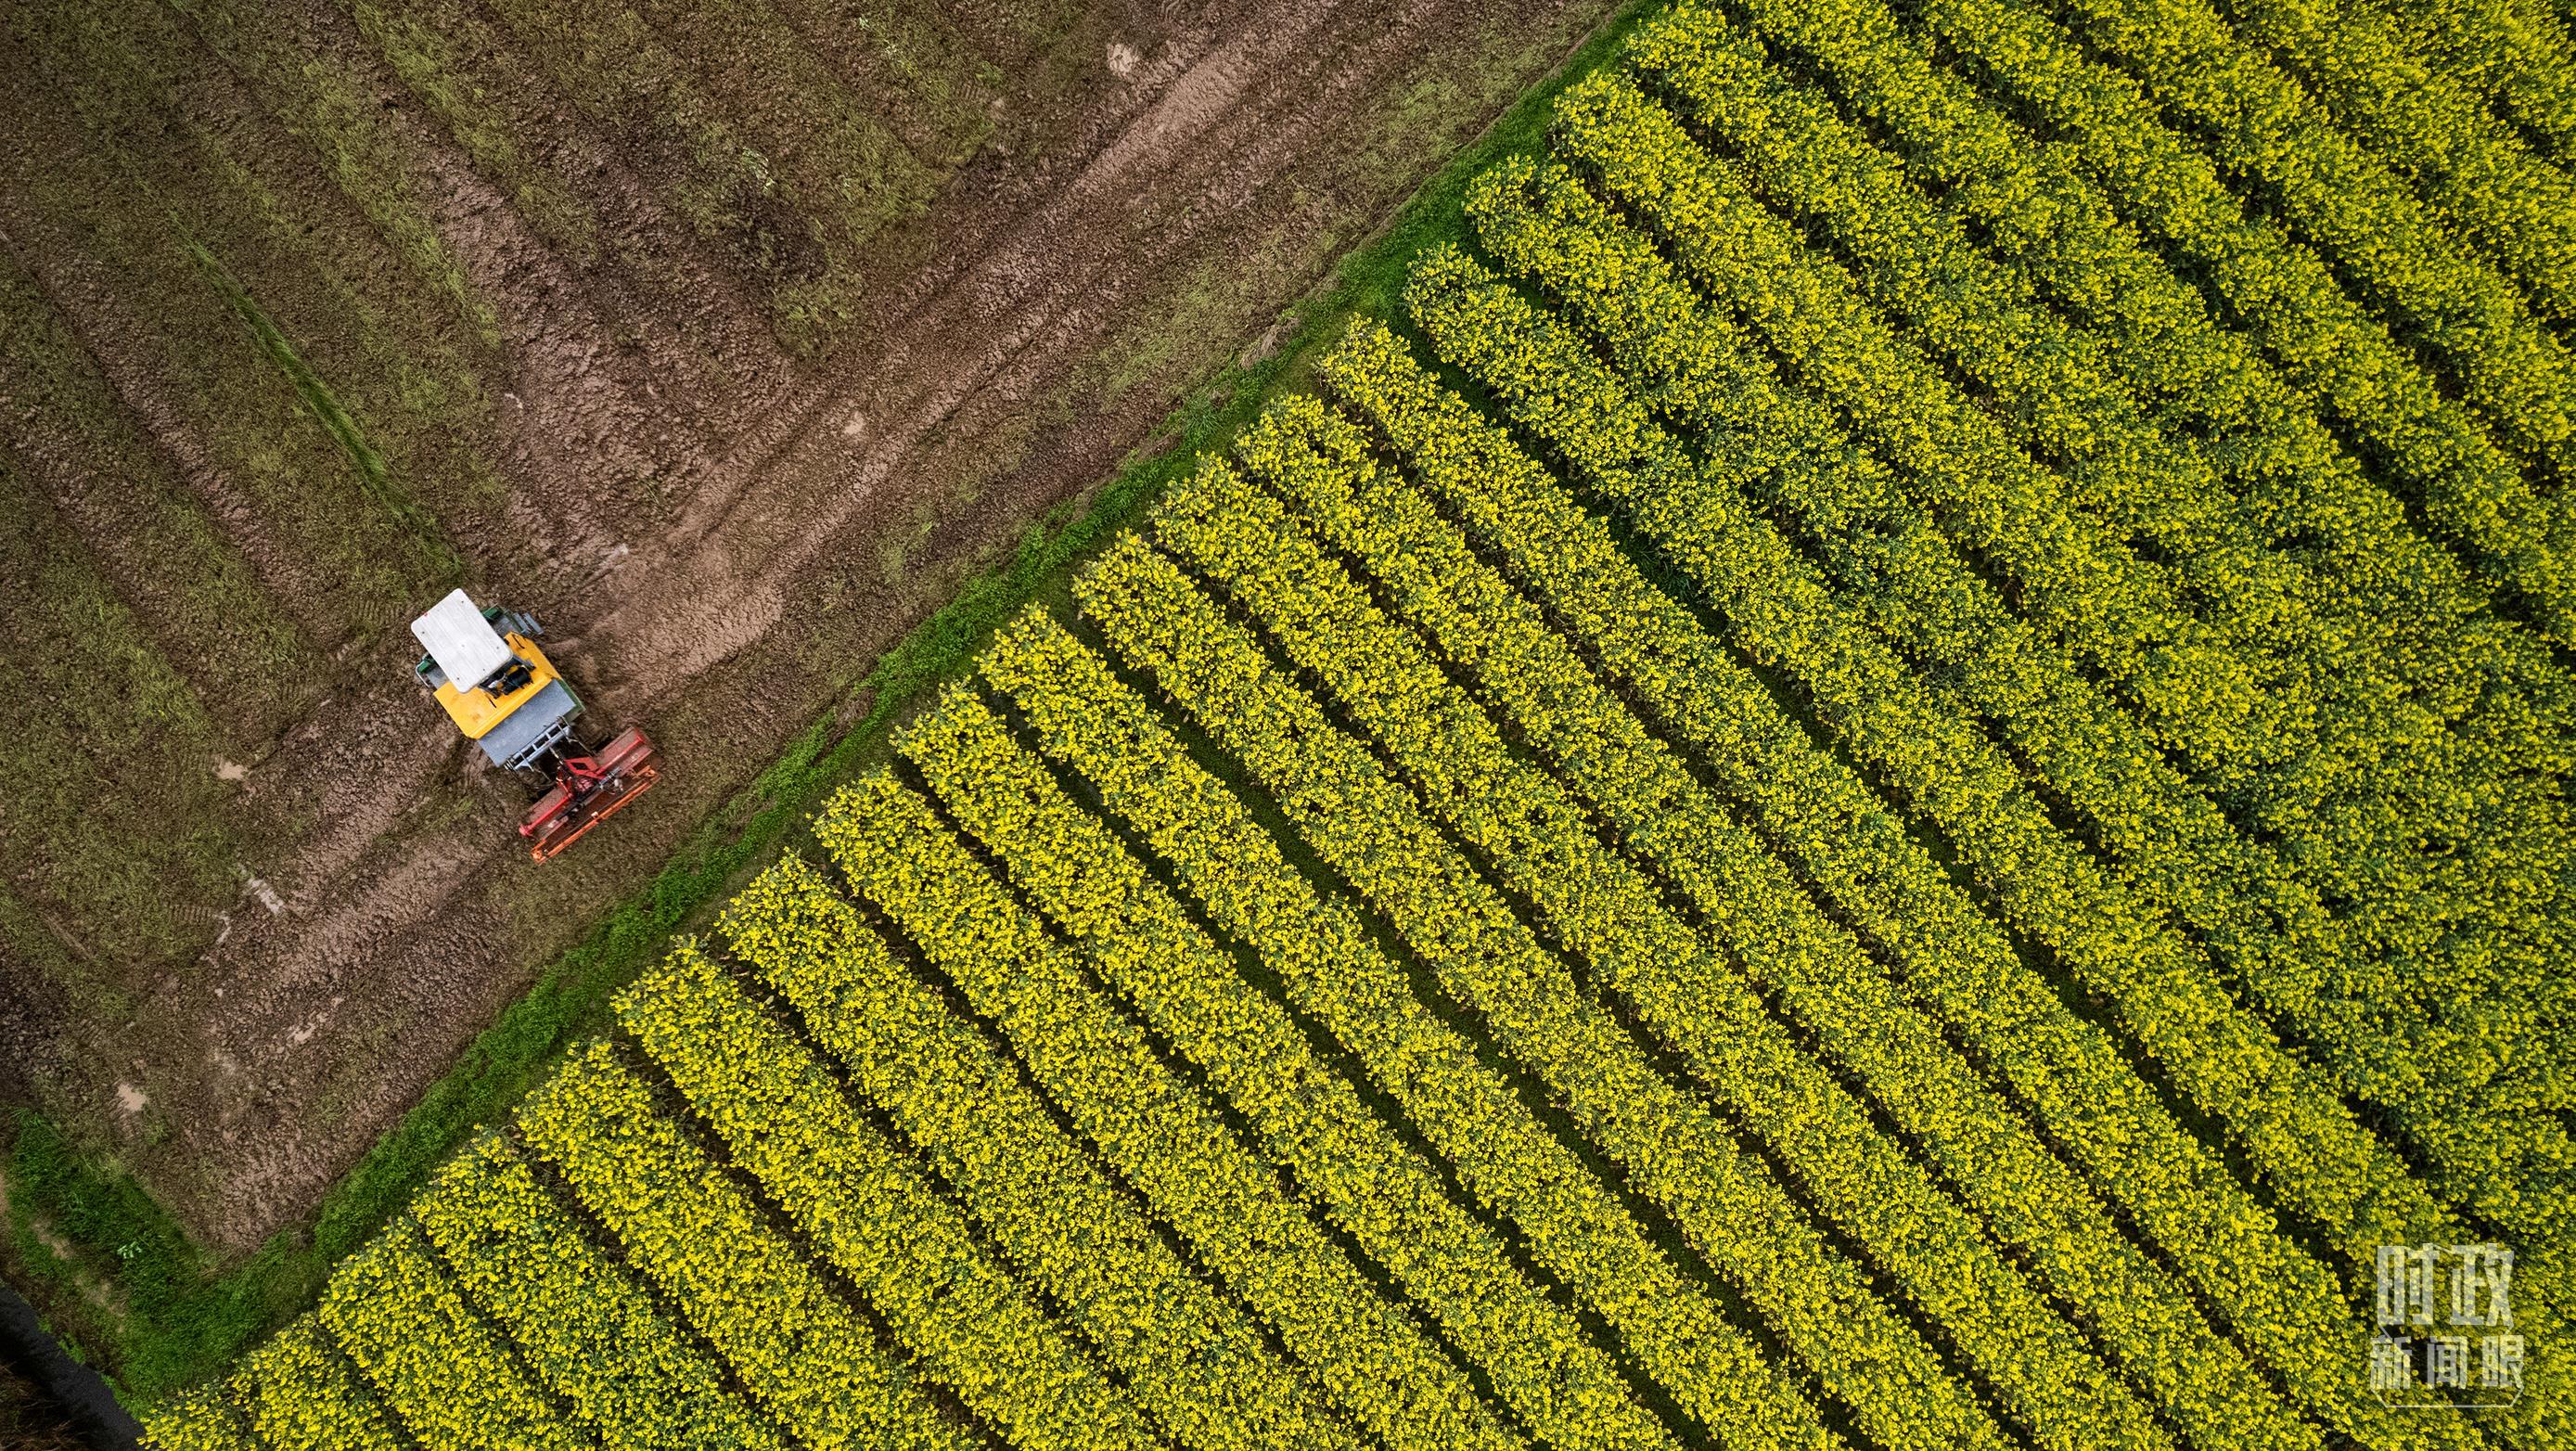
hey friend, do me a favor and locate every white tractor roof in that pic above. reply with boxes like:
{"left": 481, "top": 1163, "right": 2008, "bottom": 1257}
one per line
{"left": 411, "top": 588, "right": 516, "bottom": 688}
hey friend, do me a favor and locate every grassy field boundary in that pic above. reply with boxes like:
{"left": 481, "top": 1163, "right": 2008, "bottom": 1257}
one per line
{"left": 2, "top": 0, "right": 1658, "bottom": 1410}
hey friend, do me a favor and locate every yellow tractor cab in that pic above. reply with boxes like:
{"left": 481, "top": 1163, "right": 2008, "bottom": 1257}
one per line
{"left": 410, "top": 589, "right": 659, "bottom": 862}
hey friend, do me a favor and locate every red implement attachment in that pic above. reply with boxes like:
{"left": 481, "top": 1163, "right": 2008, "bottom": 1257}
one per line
{"left": 520, "top": 727, "right": 660, "bottom": 863}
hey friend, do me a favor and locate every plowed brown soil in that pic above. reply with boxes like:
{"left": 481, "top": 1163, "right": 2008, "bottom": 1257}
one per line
{"left": 0, "top": 0, "right": 1616, "bottom": 1256}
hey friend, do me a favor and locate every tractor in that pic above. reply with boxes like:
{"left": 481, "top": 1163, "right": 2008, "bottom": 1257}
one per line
{"left": 409, "top": 588, "right": 660, "bottom": 862}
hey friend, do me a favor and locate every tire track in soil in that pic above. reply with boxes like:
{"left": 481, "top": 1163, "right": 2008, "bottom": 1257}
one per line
{"left": 11, "top": 0, "right": 1612, "bottom": 1252}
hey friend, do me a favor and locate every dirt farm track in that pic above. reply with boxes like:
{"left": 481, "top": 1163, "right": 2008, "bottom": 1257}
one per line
{"left": 0, "top": 0, "right": 1620, "bottom": 1264}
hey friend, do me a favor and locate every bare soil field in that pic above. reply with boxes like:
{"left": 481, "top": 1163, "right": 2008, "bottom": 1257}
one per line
{"left": 0, "top": 0, "right": 1618, "bottom": 1323}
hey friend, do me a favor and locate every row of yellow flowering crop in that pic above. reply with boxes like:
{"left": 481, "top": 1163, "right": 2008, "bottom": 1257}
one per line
{"left": 1627, "top": 0, "right": 2574, "bottom": 1019}
{"left": 1064, "top": 544, "right": 2011, "bottom": 1451}
{"left": 1313, "top": 318, "right": 2498, "bottom": 1451}
{"left": 1722, "top": 0, "right": 2576, "bottom": 661}
{"left": 616, "top": 945, "right": 1161, "bottom": 1451}
{"left": 517, "top": 1043, "right": 971, "bottom": 1451}
{"left": 1226, "top": 392, "right": 2327, "bottom": 1450}
{"left": 320, "top": 1218, "right": 588, "bottom": 1450}
{"left": 2224, "top": 0, "right": 2576, "bottom": 321}
{"left": 413, "top": 1133, "right": 784, "bottom": 1451}
{"left": 901, "top": 682, "right": 1830, "bottom": 1451}
{"left": 1144, "top": 449, "right": 2188, "bottom": 1451}
{"left": 1385, "top": 245, "right": 2576, "bottom": 1443}
{"left": 228, "top": 1316, "right": 402, "bottom": 1451}
{"left": 1458, "top": 149, "right": 2568, "bottom": 1230}
{"left": 715, "top": 857, "right": 1359, "bottom": 1451}
{"left": 811, "top": 781, "right": 1523, "bottom": 1451}
{"left": 1992, "top": 0, "right": 2576, "bottom": 473}
{"left": 1678, "top": 0, "right": 2576, "bottom": 1112}
{"left": 2398, "top": 0, "right": 2576, "bottom": 158}
{"left": 146, "top": 1316, "right": 403, "bottom": 1451}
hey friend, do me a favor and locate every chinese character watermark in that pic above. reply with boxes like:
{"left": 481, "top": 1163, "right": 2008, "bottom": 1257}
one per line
{"left": 2482, "top": 1334, "right": 2526, "bottom": 1390}
{"left": 2373, "top": 1243, "right": 2525, "bottom": 1409}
